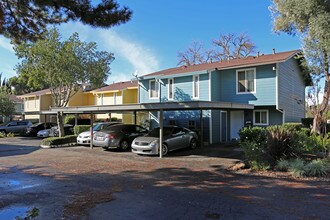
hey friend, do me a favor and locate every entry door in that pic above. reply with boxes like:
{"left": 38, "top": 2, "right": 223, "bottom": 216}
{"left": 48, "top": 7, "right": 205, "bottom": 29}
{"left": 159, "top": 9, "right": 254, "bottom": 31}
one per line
{"left": 220, "top": 111, "right": 227, "bottom": 142}
{"left": 230, "top": 111, "right": 244, "bottom": 140}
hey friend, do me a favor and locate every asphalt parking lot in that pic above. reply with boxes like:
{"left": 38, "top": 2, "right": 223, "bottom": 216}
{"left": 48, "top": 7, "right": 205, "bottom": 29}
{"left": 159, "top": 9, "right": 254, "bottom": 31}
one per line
{"left": 0, "top": 137, "right": 329, "bottom": 219}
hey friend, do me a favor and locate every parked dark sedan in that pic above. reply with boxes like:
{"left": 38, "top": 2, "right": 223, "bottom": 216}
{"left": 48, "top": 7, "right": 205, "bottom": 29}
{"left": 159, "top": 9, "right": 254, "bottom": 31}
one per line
{"left": 26, "top": 122, "right": 56, "bottom": 137}
{"left": 93, "top": 124, "right": 148, "bottom": 150}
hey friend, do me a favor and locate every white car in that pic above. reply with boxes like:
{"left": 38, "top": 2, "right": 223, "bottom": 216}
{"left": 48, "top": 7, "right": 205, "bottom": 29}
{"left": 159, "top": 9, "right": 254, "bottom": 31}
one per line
{"left": 37, "top": 129, "right": 51, "bottom": 138}
{"left": 77, "top": 122, "right": 121, "bottom": 145}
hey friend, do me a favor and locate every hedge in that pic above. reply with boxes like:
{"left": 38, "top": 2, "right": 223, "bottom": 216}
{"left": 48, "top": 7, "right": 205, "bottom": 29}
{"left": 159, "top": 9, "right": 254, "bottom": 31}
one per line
{"left": 74, "top": 125, "right": 91, "bottom": 135}
{"left": 41, "top": 135, "right": 77, "bottom": 147}
{"left": 65, "top": 115, "right": 91, "bottom": 125}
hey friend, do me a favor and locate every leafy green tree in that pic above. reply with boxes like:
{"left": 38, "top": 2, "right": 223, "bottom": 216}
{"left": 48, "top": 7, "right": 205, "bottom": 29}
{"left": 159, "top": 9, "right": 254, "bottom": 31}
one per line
{"left": 14, "top": 28, "right": 114, "bottom": 136}
{"left": 0, "top": 0, "right": 132, "bottom": 43}
{"left": 270, "top": 0, "right": 330, "bottom": 133}
{"left": 0, "top": 89, "right": 15, "bottom": 118}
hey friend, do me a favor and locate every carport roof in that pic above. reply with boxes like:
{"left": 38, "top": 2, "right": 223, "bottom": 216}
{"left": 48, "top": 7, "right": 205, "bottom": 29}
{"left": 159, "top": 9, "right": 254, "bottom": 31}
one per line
{"left": 46, "top": 101, "right": 254, "bottom": 114}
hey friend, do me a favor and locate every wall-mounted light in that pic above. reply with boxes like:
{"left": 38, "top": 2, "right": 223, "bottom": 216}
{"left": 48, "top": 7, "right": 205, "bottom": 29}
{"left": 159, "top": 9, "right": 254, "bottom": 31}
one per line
{"left": 272, "top": 66, "right": 276, "bottom": 71}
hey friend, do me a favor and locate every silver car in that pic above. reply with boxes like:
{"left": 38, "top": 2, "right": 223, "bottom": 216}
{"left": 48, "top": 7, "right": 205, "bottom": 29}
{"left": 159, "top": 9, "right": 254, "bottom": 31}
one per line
{"left": 77, "top": 122, "right": 121, "bottom": 145}
{"left": 131, "top": 126, "right": 198, "bottom": 156}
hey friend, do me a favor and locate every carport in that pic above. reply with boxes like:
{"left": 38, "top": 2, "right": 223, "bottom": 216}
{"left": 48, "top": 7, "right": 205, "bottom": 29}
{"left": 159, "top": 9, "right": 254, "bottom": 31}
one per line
{"left": 50, "top": 101, "right": 253, "bottom": 158}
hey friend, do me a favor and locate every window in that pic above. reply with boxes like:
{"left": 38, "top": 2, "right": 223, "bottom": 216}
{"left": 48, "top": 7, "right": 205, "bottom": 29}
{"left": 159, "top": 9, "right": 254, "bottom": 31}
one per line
{"left": 193, "top": 75, "right": 199, "bottom": 98}
{"left": 149, "top": 80, "right": 159, "bottom": 99}
{"left": 168, "top": 78, "right": 174, "bottom": 100}
{"left": 253, "top": 110, "right": 269, "bottom": 125}
{"left": 237, "top": 68, "right": 256, "bottom": 93}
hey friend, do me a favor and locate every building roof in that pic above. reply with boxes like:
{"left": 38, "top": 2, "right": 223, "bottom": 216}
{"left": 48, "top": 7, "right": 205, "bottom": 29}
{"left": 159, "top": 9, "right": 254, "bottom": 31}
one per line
{"left": 92, "top": 80, "right": 138, "bottom": 93}
{"left": 9, "top": 95, "right": 22, "bottom": 103}
{"left": 143, "top": 50, "right": 301, "bottom": 78}
{"left": 17, "top": 88, "right": 51, "bottom": 98}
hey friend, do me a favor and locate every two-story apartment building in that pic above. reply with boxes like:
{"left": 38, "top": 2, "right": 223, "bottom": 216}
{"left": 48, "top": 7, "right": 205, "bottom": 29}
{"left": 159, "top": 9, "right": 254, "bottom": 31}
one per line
{"left": 18, "top": 88, "right": 93, "bottom": 122}
{"left": 90, "top": 80, "right": 143, "bottom": 123}
{"left": 138, "top": 50, "right": 308, "bottom": 143}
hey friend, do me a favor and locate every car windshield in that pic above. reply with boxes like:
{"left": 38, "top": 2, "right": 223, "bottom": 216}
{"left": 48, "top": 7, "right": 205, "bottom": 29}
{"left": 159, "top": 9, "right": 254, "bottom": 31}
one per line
{"left": 147, "top": 127, "right": 173, "bottom": 137}
{"left": 93, "top": 123, "right": 105, "bottom": 131}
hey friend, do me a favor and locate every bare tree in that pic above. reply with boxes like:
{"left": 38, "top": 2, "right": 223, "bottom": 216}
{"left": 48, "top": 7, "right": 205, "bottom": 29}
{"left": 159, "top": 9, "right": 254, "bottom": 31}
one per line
{"left": 177, "top": 41, "right": 215, "bottom": 66}
{"left": 177, "top": 33, "right": 256, "bottom": 66}
{"left": 213, "top": 33, "right": 256, "bottom": 60}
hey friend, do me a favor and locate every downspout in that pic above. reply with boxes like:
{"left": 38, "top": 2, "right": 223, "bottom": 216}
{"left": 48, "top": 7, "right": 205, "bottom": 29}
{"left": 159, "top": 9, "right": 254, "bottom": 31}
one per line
{"left": 275, "top": 63, "right": 285, "bottom": 124}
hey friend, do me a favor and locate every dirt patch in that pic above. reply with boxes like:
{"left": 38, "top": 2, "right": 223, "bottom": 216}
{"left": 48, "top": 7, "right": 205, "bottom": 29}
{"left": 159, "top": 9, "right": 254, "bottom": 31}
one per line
{"left": 63, "top": 185, "right": 122, "bottom": 219}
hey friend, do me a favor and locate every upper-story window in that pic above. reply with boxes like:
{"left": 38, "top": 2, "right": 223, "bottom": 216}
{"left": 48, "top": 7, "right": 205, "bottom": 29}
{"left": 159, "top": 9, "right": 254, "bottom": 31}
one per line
{"left": 149, "top": 80, "right": 159, "bottom": 99}
{"left": 237, "top": 68, "right": 256, "bottom": 94}
{"left": 193, "top": 75, "right": 199, "bottom": 99}
{"left": 168, "top": 78, "right": 174, "bottom": 100}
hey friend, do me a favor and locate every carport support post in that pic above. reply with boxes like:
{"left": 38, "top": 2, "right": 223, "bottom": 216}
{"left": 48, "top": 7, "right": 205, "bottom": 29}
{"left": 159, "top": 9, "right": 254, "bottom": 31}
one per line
{"left": 159, "top": 109, "right": 163, "bottom": 158}
{"left": 134, "top": 110, "right": 137, "bottom": 125}
{"left": 75, "top": 113, "right": 78, "bottom": 126}
{"left": 200, "top": 110, "right": 204, "bottom": 148}
{"left": 90, "top": 113, "right": 94, "bottom": 149}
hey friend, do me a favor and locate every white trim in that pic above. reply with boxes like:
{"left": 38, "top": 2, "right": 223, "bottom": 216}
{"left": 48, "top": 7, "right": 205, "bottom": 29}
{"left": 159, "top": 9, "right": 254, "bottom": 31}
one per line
{"left": 149, "top": 80, "right": 159, "bottom": 99}
{"left": 208, "top": 71, "right": 212, "bottom": 101}
{"left": 236, "top": 68, "right": 256, "bottom": 94}
{"left": 168, "top": 78, "right": 174, "bottom": 100}
{"left": 192, "top": 75, "right": 199, "bottom": 99}
{"left": 114, "top": 93, "right": 117, "bottom": 105}
{"left": 253, "top": 109, "right": 269, "bottom": 126}
{"left": 100, "top": 94, "right": 104, "bottom": 105}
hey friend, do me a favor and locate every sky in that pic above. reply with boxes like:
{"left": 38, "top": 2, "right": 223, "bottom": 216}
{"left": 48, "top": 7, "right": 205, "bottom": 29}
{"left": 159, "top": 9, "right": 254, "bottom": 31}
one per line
{"left": 0, "top": 0, "right": 302, "bottom": 84}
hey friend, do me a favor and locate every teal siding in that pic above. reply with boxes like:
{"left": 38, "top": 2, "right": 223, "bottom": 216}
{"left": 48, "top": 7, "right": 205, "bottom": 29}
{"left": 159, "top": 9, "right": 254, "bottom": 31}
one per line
{"left": 212, "top": 65, "right": 276, "bottom": 105}
{"left": 278, "top": 58, "right": 305, "bottom": 122}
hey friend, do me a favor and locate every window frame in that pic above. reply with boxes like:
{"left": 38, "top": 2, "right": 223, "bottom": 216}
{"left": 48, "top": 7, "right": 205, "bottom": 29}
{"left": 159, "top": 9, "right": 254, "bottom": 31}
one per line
{"left": 236, "top": 68, "right": 256, "bottom": 94}
{"left": 192, "top": 75, "right": 199, "bottom": 99}
{"left": 149, "top": 80, "right": 159, "bottom": 99}
{"left": 253, "top": 109, "right": 269, "bottom": 126}
{"left": 168, "top": 78, "right": 174, "bottom": 100}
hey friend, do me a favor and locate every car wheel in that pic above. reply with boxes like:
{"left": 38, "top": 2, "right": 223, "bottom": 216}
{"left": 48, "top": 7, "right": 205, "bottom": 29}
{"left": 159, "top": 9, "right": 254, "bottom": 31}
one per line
{"left": 190, "top": 138, "right": 197, "bottom": 149}
{"left": 120, "top": 140, "right": 129, "bottom": 151}
{"left": 161, "top": 143, "right": 168, "bottom": 156}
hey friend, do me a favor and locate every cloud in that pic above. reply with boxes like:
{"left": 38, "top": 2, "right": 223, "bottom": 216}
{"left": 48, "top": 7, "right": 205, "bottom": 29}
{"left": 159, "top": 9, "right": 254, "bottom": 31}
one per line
{"left": 99, "top": 30, "right": 159, "bottom": 76}
{"left": 59, "top": 22, "right": 160, "bottom": 82}
{"left": 0, "top": 36, "right": 14, "bottom": 52}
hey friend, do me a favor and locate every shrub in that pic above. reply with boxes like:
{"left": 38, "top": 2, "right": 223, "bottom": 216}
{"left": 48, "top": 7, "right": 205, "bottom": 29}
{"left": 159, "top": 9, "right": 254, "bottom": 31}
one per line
{"left": 276, "top": 159, "right": 290, "bottom": 171}
{"left": 266, "top": 126, "right": 294, "bottom": 165}
{"left": 289, "top": 158, "right": 306, "bottom": 177}
{"left": 42, "top": 135, "right": 77, "bottom": 147}
{"left": 282, "top": 123, "right": 303, "bottom": 131}
{"left": 6, "top": 132, "right": 15, "bottom": 137}
{"left": 65, "top": 115, "right": 91, "bottom": 125}
{"left": 74, "top": 125, "right": 90, "bottom": 136}
{"left": 0, "top": 132, "right": 5, "bottom": 138}
{"left": 249, "top": 161, "right": 271, "bottom": 171}
{"left": 305, "top": 159, "right": 329, "bottom": 177}
{"left": 239, "top": 127, "right": 267, "bottom": 144}
{"left": 65, "top": 115, "right": 76, "bottom": 124}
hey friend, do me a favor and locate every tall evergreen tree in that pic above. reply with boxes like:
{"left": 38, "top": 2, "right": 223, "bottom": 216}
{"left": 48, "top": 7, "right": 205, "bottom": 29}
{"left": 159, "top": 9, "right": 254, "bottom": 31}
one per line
{"left": 0, "top": 0, "right": 132, "bottom": 43}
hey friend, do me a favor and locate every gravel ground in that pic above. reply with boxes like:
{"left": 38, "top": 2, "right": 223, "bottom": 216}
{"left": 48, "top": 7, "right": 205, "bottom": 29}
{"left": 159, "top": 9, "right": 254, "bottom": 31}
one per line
{"left": 0, "top": 137, "right": 329, "bottom": 220}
